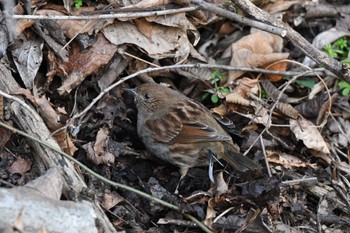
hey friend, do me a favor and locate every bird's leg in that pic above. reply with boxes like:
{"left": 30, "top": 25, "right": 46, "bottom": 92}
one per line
{"left": 174, "top": 167, "right": 189, "bottom": 194}
{"left": 208, "top": 152, "right": 225, "bottom": 183}
{"left": 208, "top": 153, "right": 215, "bottom": 183}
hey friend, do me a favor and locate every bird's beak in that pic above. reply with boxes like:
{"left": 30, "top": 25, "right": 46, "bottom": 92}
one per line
{"left": 123, "top": 87, "right": 137, "bottom": 96}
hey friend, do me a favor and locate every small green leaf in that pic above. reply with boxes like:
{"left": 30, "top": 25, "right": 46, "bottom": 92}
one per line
{"left": 338, "top": 81, "right": 350, "bottom": 88}
{"left": 220, "top": 87, "right": 230, "bottom": 93}
{"left": 74, "top": 0, "right": 83, "bottom": 9}
{"left": 341, "top": 58, "right": 350, "bottom": 64}
{"left": 295, "top": 79, "right": 316, "bottom": 89}
{"left": 342, "top": 88, "right": 350, "bottom": 96}
{"left": 211, "top": 94, "right": 219, "bottom": 103}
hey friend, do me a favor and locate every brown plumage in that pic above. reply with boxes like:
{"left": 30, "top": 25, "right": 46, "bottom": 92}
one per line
{"left": 126, "top": 83, "right": 261, "bottom": 181}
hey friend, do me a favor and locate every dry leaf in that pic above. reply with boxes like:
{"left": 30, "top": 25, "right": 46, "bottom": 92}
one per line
{"left": 227, "top": 30, "right": 289, "bottom": 82}
{"left": 102, "top": 191, "right": 124, "bottom": 210}
{"left": 12, "top": 39, "right": 43, "bottom": 89}
{"left": 36, "top": 8, "right": 110, "bottom": 39}
{"left": 264, "top": 0, "right": 300, "bottom": 14}
{"left": 276, "top": 102, "right": 299, "bottom": 119}
{"left": 0, "top": 127, "right": 11, "bottom": 148}
{"left": 265, "top": 62, "right": 287, "bottom": 82}
{"left": 8, "top": 157, "right": 31, "bottom": 175}
{"left": 267, "top": 150, "right": 307, "bottom": 168}
{"left": 290, "top": 117, "right": 330, "bottom": 154}
{"left": 84, "top": 128, "right": 115, "bottom": 165}
{"left": 103, "top": 20, "right": 193, "bottom": 62}
{"left": 13, "top": 88, "right": 78, "bottom": 155}
{"left": 236, "top": 77, "right": 259, "bottom": 96}
{"left": 57, "top": 34, "right": 118, "bottom": 95}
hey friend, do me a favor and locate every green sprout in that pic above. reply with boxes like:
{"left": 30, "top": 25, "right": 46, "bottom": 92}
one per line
{"left": 74, "top": 0, "right": 83, "bottom": 9}
{"left": 338, "top": 81, "right": 350, "bottom": 96}
{"left": 323, "top": 37, "right": 350, "bottom": 62}
{"left": 202, "top": 69, "right": 230, "bottom": 104}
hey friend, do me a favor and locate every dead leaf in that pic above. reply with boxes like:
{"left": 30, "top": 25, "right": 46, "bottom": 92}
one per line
{"left": 8, "top": 157, "right": 31, "bottom": 175}
{"left": 227, "top": 30, "right": 289, "bottom": 82}
{"left": 56, "top": 34, "right": 118, "bottom": 95}
{"left": 13, "top": 88, "right": 78, "bottom": 155}
{"left": 267, "top": 150, "right": 307, "bottom": 168}
{"left": 84, "top": 128, "right": 115, "bottom": 165}
{"left": 12, "top": 38, "right": 43, "bottom": 89}
{"left": 265, "top": 62, "right": 287, "bottom": 82}
{"left": 204, "top": 198, "right": 217, "bottom": 228}
{"left": 264, "top": 0, "right": 300, "bottom": 14}
{"left": 102, "top": 191, "right": 124, "bottom": 210}
{"left": 290, "top": 117, "right": 330, "bottom": 154}
{"left": 214, "top": 171, "right": 228, "bottom": 196}
{"left": 36, "top": 7, "right": 111, "bottom": 39}
{"left": 103, "top": 20, "right": 193, "bottom": 62}
{"left": 235, "top": 77, "right": 259, "bottom": 98}
{"left": 0, "top": 127, "right": 11, "bottom": 148}
{"left": 124, "top": 0, "right": 171, "bottom": 8}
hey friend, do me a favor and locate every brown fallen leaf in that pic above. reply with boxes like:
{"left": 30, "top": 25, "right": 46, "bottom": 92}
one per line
{"left": 227, "top": 30, "right": 289, "bottom": 82}
{"left": 290, "top": 117, "right": 330, "bottom": 154}
{"left": 13, "top": 88, "right": 78, "bottom": 155}
{"left": 56, "top": 34, "right": 118, "bottom": 95}
{"left": 266, "top": 150, "right": 307, "bottom": 168}
{"left": 83, "top": 128, "right": 115, "bottom": 165}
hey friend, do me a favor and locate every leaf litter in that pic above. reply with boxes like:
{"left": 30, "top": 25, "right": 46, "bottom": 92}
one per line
{"left": 0, "top": 0, "right": 349, "bottom": 232}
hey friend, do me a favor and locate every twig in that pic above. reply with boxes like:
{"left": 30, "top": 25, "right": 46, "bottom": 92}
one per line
{"left": 0, "top": 90, "right": 38, "bottom": 117}
{"left": 190, "top": 0, "right": 286, "bottom": 37}
{"left": 9, "top": 7, "right": 198, "bottom": 20}
{"left": 0, "top": 121, "right": 213, "bottom": 233}
{"left": 260, "top": 137, "right": 272, "bottom": 177}
{"left": 281, "top": 177, "right": 318, "bottom": 186}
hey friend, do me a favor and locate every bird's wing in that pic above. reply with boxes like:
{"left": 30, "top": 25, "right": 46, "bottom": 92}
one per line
{"left": 146, "top": 100, "right": 231, "bottom": 144}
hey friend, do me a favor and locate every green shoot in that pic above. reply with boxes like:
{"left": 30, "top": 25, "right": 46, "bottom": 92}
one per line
{"left": 74, "top": 0, "right": 83, "bottom": 9}
{"left": 338, "top": 81, "right": 350, "bottom": 96}
{"left": 202, "top": 69, "right": 230, "bottom": 104}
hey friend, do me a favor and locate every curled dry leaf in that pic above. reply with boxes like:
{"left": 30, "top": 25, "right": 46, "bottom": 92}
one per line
{"left": 225, "top": 92, "right": 252, "bottom": 106}
{"left": 266, "top": 150, "right": 307, "bottom": 168}
{"left": 276, "top": 102, "right": 299, "bottom": 119}
{"left": 235, "top": 77, "right": 259, "bottom": 98}
{"left": 227, "top": 30, "right": 289, "bottom": 82}
{"left": 260, "top": 78, "right": 288, "bottom": 102}
{"left": 8, "top": 157, "right": 31, "bottom": 176}
{"left": 56, "top": 34, "right": 118, "bottom": 95}
{"left": 214, "top": 171, "right": 228, "bottom": 196}
{"left": 263, "top": 0, "right": 300, "bottom": 14}
{"left": 204, "top": 198, "right": 217, "bottom": 228}
{"left": 12, "top": 39, "right": 43, "bottom": 89}
{"left": 264, "top": 62, "right": 287, "bottom": 82}
{"left": 101, "top": 191, "right": 124, "bottom": 210}
{"left": 84, "top": 128, "right": 115, "bottom": 165}
{"left": 290, "top": 117, "right": 330, "bottom": 154}
{"left": 123, "top": 0, "right": 171, "bottom": 8}
{"left": 13, "top": 88, "right": 78, "bottom": 155}
{"left": 103, "top": 15, "right": 197, "bottom": 62}
{"left": 36, "top": 8, "right": 112, "bottom": 39}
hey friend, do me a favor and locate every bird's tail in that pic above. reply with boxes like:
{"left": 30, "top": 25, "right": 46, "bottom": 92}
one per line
{"left": 222, "top": 144, "right": 262, "bottom": 172}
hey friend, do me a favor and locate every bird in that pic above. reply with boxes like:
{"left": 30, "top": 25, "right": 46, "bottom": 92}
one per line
{"left": 125, "top": 83, "right": 261, "bottom": 187}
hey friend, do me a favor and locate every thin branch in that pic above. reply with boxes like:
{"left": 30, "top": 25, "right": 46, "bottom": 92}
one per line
{"left": 190, "top": 0, "right": 286, "bottom": 37}
{"left": 9, "top": 7, "right": 198, "bottom": 20}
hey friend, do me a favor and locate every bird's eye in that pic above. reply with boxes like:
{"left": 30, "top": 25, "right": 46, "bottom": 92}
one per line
{"left": 144, "top": 93, "right": 151, "bottom": 99}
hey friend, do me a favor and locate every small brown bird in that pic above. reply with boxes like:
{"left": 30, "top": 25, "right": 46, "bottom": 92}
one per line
{"left": 126, "top": 83, "right": 261, "bottom": 183}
